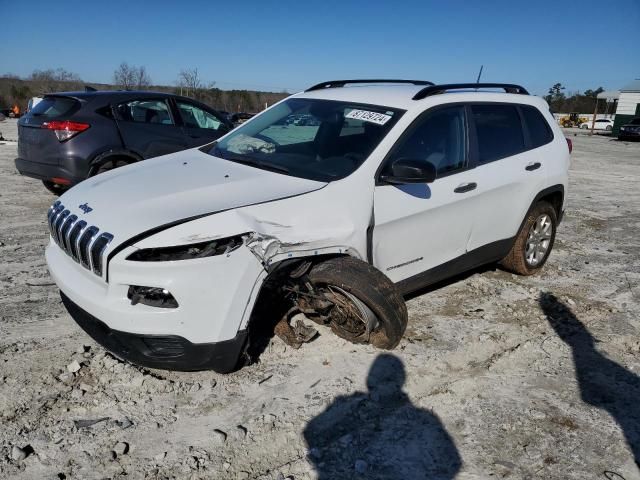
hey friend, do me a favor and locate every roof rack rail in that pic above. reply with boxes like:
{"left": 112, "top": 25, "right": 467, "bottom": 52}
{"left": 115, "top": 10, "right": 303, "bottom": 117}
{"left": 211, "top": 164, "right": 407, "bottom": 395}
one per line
{"left": 413, "top": 83, "right": 529, "bottom": 100}
{"left": 306, "top": 79, "right": 434, "bottom": 92}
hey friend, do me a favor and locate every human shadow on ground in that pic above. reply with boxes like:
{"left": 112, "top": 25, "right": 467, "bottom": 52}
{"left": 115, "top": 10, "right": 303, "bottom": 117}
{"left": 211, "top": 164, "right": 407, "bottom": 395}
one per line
{"left": 540, "top": 292, "right": 640, "bottom": 468}
{"left": 303, "top": 354, "right": 461, "bottom": 479}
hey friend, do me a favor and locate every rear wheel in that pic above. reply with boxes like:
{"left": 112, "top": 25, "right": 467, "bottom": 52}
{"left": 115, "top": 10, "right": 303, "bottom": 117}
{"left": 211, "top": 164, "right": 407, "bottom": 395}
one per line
{"left": 606, "top": 125, "right": 613, "bottom": 132}
{"left": 92, "top": 157, "right": 132, "bottom": 176}
{"left": 42, "top": 180, "right": 68, "bottom": 195}
{"left": 305, "top": 257, "right": 408, "bottom": 349}
{"left": 500, "top": 201, "right": 557, "bottom": 275}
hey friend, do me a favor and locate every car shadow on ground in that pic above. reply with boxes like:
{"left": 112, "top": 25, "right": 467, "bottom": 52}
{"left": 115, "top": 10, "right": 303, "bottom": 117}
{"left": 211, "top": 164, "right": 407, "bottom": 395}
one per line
{"left": 540, "top": 292, "right": 640, "bottom": 468}
{"left": 303, "top": 354, "right": 461, "bottom": 479}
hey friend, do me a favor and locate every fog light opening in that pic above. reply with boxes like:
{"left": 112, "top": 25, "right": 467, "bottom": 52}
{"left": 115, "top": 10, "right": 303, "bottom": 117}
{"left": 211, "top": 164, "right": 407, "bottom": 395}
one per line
{"left": 128, "top": 286, "right": 178, "bottom": 309}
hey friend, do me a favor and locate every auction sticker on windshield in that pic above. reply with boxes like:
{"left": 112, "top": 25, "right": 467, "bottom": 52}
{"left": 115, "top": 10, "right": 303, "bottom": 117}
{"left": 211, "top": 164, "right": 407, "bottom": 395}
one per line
{"left": 345, "top": 109, "right": 392, "bottom": 125}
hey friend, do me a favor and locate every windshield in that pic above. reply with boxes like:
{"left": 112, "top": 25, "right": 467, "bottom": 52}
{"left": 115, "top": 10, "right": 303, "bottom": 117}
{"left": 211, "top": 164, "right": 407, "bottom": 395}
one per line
{"left": 205, "top": 98, "right": 404, "bottom": 181}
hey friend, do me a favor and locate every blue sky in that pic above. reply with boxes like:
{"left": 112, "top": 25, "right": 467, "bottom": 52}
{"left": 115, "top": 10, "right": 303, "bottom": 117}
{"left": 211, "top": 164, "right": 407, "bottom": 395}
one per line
{"left": 2, "top": 0, "right": 638, "bottom": 96}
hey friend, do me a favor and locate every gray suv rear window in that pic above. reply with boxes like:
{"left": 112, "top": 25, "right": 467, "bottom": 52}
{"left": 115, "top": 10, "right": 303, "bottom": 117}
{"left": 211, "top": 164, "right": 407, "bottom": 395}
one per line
{"left": 30, "top": 96, "right": 78, "bottom": 119}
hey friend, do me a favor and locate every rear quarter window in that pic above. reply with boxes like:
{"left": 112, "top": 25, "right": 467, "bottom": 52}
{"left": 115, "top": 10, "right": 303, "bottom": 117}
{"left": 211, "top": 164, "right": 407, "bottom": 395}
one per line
{"left": 471, "top": 104, "right": 525, "bottom": 163}
{"left": 29, "top": 96, "right": 79, "bottom": 118}
{"left": 521, "top": 105, "right": 553, "bottom": 148}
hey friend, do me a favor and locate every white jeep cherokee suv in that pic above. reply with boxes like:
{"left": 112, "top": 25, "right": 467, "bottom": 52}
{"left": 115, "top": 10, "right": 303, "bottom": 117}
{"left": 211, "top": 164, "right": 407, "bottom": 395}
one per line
{"left": 45, "top": 80, "right": 570, "bottom": 372}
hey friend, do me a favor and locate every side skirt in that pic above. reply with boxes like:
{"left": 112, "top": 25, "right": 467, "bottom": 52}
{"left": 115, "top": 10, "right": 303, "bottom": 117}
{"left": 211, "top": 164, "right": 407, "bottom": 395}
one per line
{"left": 396, "top": 237, "right": 514, "bottom": 295}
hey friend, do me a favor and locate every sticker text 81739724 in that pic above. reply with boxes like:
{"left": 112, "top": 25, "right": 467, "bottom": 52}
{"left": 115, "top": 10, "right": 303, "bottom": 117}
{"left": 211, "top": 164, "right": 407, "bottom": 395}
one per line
{"left": 345, "top": 109, "right": 392, "bottom": 126}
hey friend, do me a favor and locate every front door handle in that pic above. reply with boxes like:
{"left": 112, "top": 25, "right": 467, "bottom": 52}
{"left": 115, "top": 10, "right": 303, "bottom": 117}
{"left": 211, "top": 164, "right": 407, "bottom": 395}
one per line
{"left": 454, "top": 182, "right": 477, "bottom": 193}
{"left": 525, "top": 162, "right": 542, "bottom": 171}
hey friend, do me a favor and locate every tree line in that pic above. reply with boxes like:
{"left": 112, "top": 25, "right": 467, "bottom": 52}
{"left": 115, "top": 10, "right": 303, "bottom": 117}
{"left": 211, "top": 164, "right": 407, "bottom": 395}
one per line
{"left": 545, "top": 83, "right": 615, "bottom": 114}
{"left": 1, "top": 64, "right": 289, "bottom": 114}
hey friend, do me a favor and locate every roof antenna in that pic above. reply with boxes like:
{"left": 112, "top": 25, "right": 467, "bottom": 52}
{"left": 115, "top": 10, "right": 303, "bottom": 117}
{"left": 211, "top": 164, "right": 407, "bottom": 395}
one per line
{"left": 476, "top": 65, "right": 484, "bottom": 83}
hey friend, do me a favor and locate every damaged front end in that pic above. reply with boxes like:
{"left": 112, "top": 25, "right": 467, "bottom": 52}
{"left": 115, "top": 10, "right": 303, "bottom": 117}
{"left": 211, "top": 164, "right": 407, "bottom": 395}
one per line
{"left": 252, "top": 259, "right": 380, "bottom": 350}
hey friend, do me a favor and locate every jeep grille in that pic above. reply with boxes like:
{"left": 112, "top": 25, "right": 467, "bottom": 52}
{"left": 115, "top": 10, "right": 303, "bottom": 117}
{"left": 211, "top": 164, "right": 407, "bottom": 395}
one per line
{"left": 47, "top": 200, "right": 114, "bottom": 277}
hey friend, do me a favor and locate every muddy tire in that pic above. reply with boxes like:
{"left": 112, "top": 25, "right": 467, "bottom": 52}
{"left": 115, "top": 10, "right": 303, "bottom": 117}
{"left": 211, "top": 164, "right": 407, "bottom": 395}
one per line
{"left": 500, "top": 201, "right": 557, "bottom": 275}
{"left": 306, "top": 256, "right": 408, "bottom": 349}
{"left": 42, "top": 180, "right": 68, "bottom": 195}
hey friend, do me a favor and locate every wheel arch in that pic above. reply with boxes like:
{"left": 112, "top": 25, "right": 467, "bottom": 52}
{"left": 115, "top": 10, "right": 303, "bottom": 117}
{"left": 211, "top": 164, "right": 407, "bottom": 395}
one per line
{"left": 510, "top": 184, "right": 564, "bottom": 251}
{"left": 243, "top": 250, "right": 361, "bottom": 327}
{"left": 88, "top": 149, "right": 142, "bottom": 177}
{"left": 535, "top": 185, "right": 564, "bottom": 220}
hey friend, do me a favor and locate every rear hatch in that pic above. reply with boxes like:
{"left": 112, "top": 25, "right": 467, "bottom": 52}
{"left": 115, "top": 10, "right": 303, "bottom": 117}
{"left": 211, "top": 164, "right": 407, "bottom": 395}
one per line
{"left": 18, "top": 95, "right": 82, "bottom": 165}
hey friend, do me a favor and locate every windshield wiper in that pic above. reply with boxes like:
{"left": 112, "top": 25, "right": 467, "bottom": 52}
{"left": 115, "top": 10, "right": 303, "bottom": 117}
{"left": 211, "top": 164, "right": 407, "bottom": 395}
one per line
{"left": 214, "top": 149, "right": 290, "bottom": 175}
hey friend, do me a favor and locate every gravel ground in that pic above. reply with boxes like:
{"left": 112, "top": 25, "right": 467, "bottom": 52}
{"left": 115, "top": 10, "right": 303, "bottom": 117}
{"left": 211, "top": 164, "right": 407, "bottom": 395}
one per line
{"left": 1, "top": 118, "right": 639, "bottom": 479}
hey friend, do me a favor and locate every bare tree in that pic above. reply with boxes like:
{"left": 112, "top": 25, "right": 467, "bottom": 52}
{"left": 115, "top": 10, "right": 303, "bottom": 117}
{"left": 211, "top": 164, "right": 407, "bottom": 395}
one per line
{"left": 114, "top": 62, "right": 152, "bottom": 90}
{"left": 29, "top": 68, "right": 82, "bottom": 93}
{"left": 177, "top": 68, "right": 202, "bottom": 97}
{"left": 135, "top": 66, "right": 151, "bottom": 88}
{"left": 113, "top": 62, "right": 135, "bottom": 89}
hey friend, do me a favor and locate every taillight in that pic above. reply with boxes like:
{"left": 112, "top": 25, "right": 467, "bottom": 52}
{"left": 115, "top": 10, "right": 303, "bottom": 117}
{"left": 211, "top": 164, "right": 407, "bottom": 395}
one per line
{"left": 42, "top": 120, "right": 90, "bottom": 141}
{"left": 565, "top": 138, "right": 573, "bottom": 154}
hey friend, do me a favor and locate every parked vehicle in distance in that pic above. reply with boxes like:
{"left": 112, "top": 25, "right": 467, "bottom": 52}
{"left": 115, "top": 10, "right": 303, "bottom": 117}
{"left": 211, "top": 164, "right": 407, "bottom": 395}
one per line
{"left": 618, "top": 117, "right": 640, "bottom": 140}
{"left": 45, "top": 80, "right": 570, "bottom": 373}
{"left": 1, "top": 106, "right": 21, "bottom": 118}
{"left": 230, "top": 112, "right": 256, "bottom": 124}
{"left": 560, "top": 112, "right": 586, "bottom": 128}
{"left": 15, "top": 90, "right": 233, "bottom": 194}
{"left": 580, "top": 118, "right": 614, "bottom": 131}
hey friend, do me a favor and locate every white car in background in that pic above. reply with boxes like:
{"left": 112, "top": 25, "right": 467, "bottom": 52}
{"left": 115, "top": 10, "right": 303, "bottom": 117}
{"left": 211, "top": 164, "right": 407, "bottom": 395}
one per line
{"left": 45, "top": 80, "right": 570, "bottom": 372}
{"left": 581, "top": 118, "right": 614, "bottom": 131}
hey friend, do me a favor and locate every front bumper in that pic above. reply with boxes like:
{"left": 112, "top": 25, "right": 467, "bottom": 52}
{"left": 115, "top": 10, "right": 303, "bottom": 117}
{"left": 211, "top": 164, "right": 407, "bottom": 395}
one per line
{"left": 61, "top": 292, "right": 247, "bottom": 372}
{"left": 618, "top": 129, "right": 640, "bottom": 140}
{"left": 46, "top": 234, "right": 266, "bottom": 362}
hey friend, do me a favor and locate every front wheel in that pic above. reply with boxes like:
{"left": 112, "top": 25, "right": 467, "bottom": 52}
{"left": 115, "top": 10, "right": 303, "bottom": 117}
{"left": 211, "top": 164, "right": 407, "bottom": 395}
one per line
{"left": 606, "top": 125, "right": 613, "bottom": 132}
{"left": 500, "top": 201, "right": 557, "bottom": 275}
{"left": 305, "top": 257, "right": 408, "bottom": 349}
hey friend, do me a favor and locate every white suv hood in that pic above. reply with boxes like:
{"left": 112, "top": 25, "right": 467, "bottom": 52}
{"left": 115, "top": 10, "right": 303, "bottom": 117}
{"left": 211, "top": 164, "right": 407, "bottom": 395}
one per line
{"left": 57, "top": 148, "right": 326, "bottom": 249}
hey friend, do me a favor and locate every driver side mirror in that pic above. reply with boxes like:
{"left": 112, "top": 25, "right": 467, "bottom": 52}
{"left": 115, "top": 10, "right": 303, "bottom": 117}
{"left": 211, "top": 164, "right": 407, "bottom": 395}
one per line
{"left": 380, "top": 158, "right": 437, "bottom": 184}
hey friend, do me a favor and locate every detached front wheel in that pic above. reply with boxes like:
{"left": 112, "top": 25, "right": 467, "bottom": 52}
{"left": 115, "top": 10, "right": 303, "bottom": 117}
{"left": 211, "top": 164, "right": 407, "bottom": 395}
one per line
{"left": 305, "top": 257, "right": 408, "bottom": 349}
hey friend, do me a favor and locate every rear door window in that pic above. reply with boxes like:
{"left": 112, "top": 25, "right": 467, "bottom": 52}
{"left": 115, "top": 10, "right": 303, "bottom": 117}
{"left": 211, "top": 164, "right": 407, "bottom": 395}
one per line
{"left": 520, "top": 105, "right": 553, "bottom": 148}
{"left": 29, "top": 96, "right": 78, "bottom": 118}
{"left": 471, "top": 104, "right": 525, "bottom": 163}
{"left": 176, "top": 101, "right": 225, "bottom": 131}
{"left": 116, "top": 99, "right": 174, "bottom": 125}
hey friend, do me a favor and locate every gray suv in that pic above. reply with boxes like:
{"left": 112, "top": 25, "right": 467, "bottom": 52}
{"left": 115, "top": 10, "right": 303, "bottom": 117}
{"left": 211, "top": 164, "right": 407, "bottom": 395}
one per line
{"left": 15, "top": 90, "right": 233, "bottom": 194}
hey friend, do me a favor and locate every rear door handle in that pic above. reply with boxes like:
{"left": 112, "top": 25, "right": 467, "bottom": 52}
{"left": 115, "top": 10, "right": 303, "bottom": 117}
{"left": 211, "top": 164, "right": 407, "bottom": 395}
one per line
{"left": 454, "top": 182, "right": 477, "bottom": 193}
{"left": 525, "top": 162, "right": 541, "bottom": 171}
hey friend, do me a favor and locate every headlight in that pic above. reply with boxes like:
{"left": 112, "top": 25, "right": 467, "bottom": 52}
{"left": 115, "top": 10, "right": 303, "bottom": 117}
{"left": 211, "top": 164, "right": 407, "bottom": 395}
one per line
{"left": 127, "top": 235, "right": 244, "bottom": 262}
